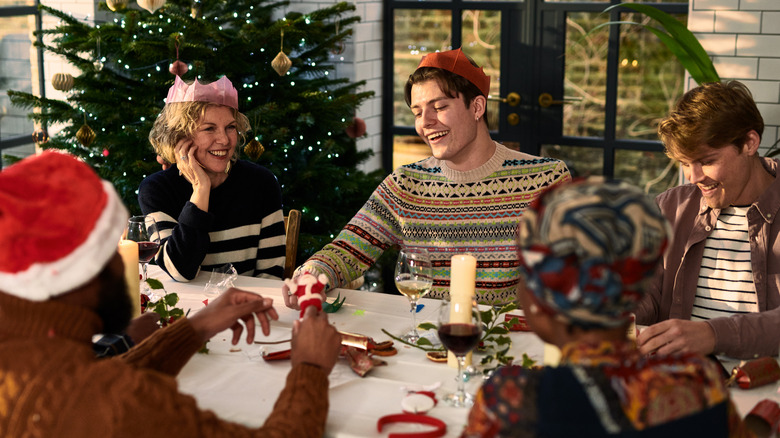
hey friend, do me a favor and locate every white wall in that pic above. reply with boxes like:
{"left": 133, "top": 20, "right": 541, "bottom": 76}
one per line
{"left": 689, "top": 0, "right": 780, "bottom": 153}
{"left": 276, "top": 0, "right": 384, "bottom": 172}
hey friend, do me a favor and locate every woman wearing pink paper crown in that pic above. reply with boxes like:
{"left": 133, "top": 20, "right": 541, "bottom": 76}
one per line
{"left": 139, "top": 76, "right": 286, "bottom": 282}
{"left": 462, "top": 179, "right": 752, "bottom": 438}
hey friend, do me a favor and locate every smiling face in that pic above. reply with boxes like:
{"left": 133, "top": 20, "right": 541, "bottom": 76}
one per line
{"left": 410, "top": 79, "right": 484, "bottom": 168}
{"left": 191, "top": 105, "right": 238, "bottom": 177}
{"left": 679, "top": 142, "right": 756, "bottom": 209}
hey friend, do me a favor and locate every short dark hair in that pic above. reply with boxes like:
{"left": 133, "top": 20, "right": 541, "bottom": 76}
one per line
{"left": 658, "top": 81, "right": 764, "bottom": 160}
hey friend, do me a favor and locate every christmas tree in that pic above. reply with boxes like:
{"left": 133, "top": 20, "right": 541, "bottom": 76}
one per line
{"left": 8, "top": 0, "right": 385, "bottom": 260}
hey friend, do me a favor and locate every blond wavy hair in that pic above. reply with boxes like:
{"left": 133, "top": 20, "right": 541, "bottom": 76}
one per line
{"left": 149, "top": 101, "right": 251, "bottom": 165}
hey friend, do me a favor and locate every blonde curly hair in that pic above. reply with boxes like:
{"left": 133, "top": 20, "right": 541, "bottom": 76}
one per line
{"left": 149, "top": 101, "right": 251, "bottom": 165}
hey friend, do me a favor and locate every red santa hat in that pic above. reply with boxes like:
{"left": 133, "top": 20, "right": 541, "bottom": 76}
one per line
{"left": 0, "top": 150, "right": 128, "bottom": 301}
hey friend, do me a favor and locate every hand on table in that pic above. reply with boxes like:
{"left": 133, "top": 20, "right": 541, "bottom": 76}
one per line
{"left": 291, "top": 306, "right": 341, "bottom": 373}
{"left": 637, "top": 319, "right": 716, "bottom": 356}
{"left": 188, "top": 287, "right": 279, "bottom": 345}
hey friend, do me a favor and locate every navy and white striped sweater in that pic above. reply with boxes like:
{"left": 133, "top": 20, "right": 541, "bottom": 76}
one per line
{"left": 138, "top": 160, "right": 285, "bottom": 281}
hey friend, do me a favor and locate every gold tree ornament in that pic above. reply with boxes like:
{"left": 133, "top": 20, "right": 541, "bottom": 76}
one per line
{"left": 76, "top": 123, "right": 96, "bottom": 147}
{"left": 244, "top": 139, "right": 265, "bottom": 160}
{"left": 137, "top": 0, "right": 165, "bottom": 14}
{"left": 271, "top": 29, "right": 292, "bottom": 76}
{"left": 52, "top": 73, "right": 74, "bottom": 92}
{"left": 32, "top": 129, "right": 49, "bottom": 144}
{"left": 106, "top": 0, "right": 128, "bottom": 11}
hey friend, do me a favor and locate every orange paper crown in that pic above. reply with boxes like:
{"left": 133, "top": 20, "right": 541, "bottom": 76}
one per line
{"left": 416, "top": 48, "right": 490, "bottom": 97}
{"left": 166, "top": 75, "right": 238, "bottom": 109}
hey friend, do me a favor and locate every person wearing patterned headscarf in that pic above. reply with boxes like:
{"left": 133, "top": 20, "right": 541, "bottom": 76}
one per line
{"left": 462, "top": 178, "right": 752, "bottom": 438}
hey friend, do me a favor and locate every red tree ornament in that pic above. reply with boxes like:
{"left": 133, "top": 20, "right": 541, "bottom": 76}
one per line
{"left": 345, "top": 117, "right": 366, "bottom": 139}
{"left": 169, "top": 60, "right": 188, "bottom": 76}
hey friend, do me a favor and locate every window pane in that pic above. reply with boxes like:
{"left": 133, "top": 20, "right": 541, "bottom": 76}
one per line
{"left": 563, "top": 12, "right": 608, "bottom": 138}
{"left": 1, "top": 16, "right": 36, "bottom": 150}
{"left": 547, "top": 0, "right": 684, "bottom": 3}
{"left": 393, "top": 135, "right": 429, "bottom": 169}
{"left": 540, "top": 144, "right": 603, "bottom": 178}
{"left": 614, "top": 149, "right": 679, "bottom": 196}
{"left": 462, "top": 9, "right": 501, "bottom": 130}
{"left": 393, "top": 9, "right": 451, "bottom": 127}
{"left": 0, "top": 0, "right": 35, "bottom": 6}
{"left": 617, "top": 12, "right": 686, "bottom": 140}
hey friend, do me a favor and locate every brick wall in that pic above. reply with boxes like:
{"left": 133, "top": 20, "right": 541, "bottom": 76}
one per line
{"left": 689, "top": 0, "right": 780, "bottom": 153}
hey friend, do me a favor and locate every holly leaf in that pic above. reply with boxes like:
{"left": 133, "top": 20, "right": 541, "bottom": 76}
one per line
{"left": 146, "top": 278, "right": 165, "bottom": 290}
{"left": 322, "top": 293, "right": 346, "bottom": 313}
{"left": 417, "top": 322, "right": 437, "bottom": 331}
{"left": 164, "top": 293, "right": 179, "bottom": 307}
{"left": 416, "top": 337, "right": 433, "bottom": 347}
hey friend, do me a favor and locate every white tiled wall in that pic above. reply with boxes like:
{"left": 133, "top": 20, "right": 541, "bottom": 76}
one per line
{"left": 690, "top": 0, "right": 780, "bottom": 153}
{"left": 287, "top": 0, "right": 383, "bottom": 172}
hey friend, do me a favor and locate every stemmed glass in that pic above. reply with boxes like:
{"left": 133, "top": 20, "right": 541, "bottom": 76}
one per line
{"left": 124, "top": 215, "right": 161, "bottom": 299}
{"left": 437, "top": 296, "right": 482, "bottom": 407}
{"left": 394, "top": 247, "right": 433, "bottom": 343}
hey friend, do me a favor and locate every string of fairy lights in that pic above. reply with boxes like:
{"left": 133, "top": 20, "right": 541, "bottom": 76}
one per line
{"left": 33, "top": 1, "right": 361, "bottom": 177}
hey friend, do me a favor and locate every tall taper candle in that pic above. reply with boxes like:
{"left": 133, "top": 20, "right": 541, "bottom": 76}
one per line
{"left": 448, "top": 254, "right": 477, "bottom": 367}
{"left": 118, "top": 240, "right": 141, "bottom": 318}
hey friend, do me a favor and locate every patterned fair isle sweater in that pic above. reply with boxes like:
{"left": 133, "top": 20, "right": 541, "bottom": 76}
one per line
{"left": 0, "top": 293, "right": 330, "bottom": 438}
{"left": 139, "top": 160, "right": 286, "bottom": 282}
{"left": 296, "top": 143, "right": 571, "bottom": 304}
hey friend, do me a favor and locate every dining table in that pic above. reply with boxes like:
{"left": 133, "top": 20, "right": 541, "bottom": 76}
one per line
{"left": 145, "top": 265, "right": 780, "bottom": 437}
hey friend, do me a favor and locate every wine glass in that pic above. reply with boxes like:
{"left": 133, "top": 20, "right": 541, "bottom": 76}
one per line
{"left": 394, "top": 247, "right": 433, "bottom": 343}
{"left": 125, "top": 215, "right": 161, "bottom": 299}
{"left": 437, "top": 296, "right": 482, "bottom": 407}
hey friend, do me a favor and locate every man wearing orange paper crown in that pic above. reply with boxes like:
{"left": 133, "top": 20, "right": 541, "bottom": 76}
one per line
{"left": 283, "top": 48, "right": 571, "bottom": 307}
{"left": 0, "top": 151, "right": 342, "bottom": 437}
{"left": 139, "top": 75, "right": 286, "bottom": 282}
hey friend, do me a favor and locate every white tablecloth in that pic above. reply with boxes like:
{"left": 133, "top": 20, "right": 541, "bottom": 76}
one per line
{"left": 146, "top": 266, "right": 780, "bottom": 437}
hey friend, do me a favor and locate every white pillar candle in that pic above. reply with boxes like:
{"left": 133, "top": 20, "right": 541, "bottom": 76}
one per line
{"left": 118, "top": 240, "right": 141, "bottom": 318}
{"left": 448, "top": 254, "right": 477, "bottom": 368}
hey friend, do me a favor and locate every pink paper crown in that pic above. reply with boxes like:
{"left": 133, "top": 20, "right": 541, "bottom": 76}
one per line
{"left": 165, "top": 75, "right": 239, "bottom": 109}
{"left": 416, "top": 48, "right": 490, "bottom": 97}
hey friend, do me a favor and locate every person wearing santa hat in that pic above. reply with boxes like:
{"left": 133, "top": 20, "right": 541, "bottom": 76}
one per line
{"left": 0, "top": 151, "right": 341, "bottom": 437}
{"left": 284, "top": 48, "right": 571, "bottom": 307}
{"left": 140, "top": 75, "right": 286, "bottom": 283}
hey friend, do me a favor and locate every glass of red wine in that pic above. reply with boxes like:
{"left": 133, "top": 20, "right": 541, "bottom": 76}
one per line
{"left": 437, "top": 295, "right": 482, "bottom": 407}
{"left": 125, "top": 215, "right": 161, "bottom": 299}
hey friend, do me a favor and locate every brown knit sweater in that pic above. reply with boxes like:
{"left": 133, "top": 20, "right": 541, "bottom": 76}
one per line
{"left": 0, "top": 293, "right": 330, "bottom": 437}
